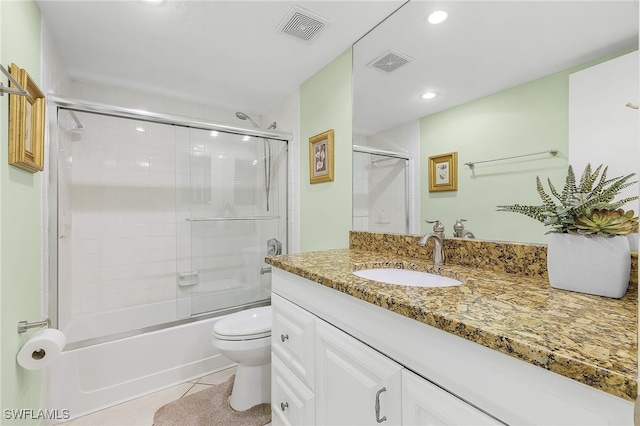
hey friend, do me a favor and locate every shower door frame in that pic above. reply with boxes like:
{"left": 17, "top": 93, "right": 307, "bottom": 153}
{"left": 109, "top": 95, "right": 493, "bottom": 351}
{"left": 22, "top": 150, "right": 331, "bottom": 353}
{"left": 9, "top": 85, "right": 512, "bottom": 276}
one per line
{"left": 352, "top": 144, "right": 411, "bottom": 234}
{"left": 46, "top": 95, "right": 292, "bottom": 343}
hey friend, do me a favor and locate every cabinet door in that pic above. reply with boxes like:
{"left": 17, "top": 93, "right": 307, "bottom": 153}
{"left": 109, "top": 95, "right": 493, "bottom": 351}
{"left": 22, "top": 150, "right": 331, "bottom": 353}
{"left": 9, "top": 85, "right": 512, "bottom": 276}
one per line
{"left": 272, "top": 293, "right": 316, "bottom": 388}
{"left": 315, "top": 319, "right": 402, "bottom": 425}
{"left": 402, "top": 370, "right": 502, "bottom": 425}
{"left": 272, "top": 353, "right": 315, "bottom": 426}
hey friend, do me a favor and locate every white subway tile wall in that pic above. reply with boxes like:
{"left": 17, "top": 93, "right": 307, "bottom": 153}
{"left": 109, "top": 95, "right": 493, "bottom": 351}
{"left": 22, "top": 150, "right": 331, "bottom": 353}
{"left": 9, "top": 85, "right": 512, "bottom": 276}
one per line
{"left": 64, "top": 112, "right": 180, "bottom": 319}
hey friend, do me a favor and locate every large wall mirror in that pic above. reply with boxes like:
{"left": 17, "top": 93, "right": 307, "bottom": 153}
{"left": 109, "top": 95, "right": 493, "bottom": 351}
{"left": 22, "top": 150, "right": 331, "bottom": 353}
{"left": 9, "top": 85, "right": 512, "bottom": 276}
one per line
{"left": 353, "top": 1, "right": 639, "bottom": 244}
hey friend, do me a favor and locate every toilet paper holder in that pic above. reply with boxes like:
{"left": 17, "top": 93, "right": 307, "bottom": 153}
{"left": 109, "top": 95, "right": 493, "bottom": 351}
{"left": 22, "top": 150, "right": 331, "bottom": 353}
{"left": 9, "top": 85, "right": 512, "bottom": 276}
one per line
{"left": 17, "top": 318, "right": 50, "bottom": 334}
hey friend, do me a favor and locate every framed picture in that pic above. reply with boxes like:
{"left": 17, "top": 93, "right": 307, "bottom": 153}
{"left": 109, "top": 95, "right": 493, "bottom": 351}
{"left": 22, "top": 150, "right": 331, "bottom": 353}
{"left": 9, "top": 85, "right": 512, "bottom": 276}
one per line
{"left": 309, "top": 129, "right": 334, "bottom": 184}
{"left": 8, "top": 63, "right": 45, "bottom": 172}
{"left": 428, "top": 151, "right": 458, "bottom": 192}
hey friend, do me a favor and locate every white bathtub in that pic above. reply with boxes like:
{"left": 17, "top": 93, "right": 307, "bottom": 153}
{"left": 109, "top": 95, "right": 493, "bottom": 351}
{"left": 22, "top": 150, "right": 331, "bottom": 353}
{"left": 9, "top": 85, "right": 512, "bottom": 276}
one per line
{"left": 45, "top": 293, "right": 269, "bottom": 421}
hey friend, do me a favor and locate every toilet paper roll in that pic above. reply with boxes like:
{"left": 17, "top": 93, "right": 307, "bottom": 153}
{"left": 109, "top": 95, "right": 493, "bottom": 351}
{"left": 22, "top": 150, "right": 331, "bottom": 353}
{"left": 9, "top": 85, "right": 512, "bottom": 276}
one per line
{"left": 17, "top": 329, "right": 66, "bottom": 370}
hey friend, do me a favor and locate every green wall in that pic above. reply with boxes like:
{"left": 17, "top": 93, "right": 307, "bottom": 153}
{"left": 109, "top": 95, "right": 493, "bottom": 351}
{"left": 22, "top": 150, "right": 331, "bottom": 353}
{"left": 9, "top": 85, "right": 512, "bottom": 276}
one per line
{"left": 420, "top": 50, "right": 636, "bottom": 244}
{"left": 300, "top": 49, "right": 353, "bottom": 252}
{"left": 421, "top": 72, "right": 567, "bottom": 244}
{"left": 0, "top": 1, "right": 43, "bottom": 423}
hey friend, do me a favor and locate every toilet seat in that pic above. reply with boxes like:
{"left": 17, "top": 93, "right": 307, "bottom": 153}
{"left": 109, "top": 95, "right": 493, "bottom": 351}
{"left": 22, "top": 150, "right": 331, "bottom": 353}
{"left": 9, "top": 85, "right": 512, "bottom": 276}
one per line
{"left": 213, "top": 306, "right": 271, "bottom": 341}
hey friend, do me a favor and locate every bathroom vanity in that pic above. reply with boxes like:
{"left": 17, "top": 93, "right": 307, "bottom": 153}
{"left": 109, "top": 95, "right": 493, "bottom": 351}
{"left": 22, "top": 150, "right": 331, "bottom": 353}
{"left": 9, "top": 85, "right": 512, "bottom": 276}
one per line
{"left": 267, "top": 232, "right": 637, "bottom": 425}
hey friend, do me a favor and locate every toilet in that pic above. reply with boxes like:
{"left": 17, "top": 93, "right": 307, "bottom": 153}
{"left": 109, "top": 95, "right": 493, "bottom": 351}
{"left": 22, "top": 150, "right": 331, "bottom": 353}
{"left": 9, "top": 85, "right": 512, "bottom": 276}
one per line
{"left": 212, "top": 305, "right": 272, "bottom": 411}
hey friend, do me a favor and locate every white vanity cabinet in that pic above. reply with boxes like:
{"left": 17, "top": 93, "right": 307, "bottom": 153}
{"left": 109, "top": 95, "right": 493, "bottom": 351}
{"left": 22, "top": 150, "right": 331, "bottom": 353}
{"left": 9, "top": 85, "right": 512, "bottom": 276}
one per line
{"left": 272, "top": 291, "right": 502, "bottom": 425}
{"left": 272, "top": 268, "right": 634, "bottom": 425}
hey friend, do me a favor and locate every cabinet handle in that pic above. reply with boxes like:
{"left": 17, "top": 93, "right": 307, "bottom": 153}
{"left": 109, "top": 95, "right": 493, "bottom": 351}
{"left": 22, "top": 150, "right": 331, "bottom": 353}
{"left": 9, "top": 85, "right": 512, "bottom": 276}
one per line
{"left": 281, "top": 333, "right": 289, "bottom": 342}
{"left": 375, "top": 387, "right": 387, "bottom": 423}
{"left": 280, "top": 402, "right": 289, "bottom": 411}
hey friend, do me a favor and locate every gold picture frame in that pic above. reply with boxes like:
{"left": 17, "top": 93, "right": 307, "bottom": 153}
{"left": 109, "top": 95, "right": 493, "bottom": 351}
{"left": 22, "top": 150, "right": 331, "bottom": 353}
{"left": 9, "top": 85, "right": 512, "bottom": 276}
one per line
{"left": 8, "top": 63, "right": 45, "bottom": 172}
{"left": 309, "top": 129, "right": 334, "bottom": 184}
{"left": 428, "top": 151, "right": 458, "bottom": 192}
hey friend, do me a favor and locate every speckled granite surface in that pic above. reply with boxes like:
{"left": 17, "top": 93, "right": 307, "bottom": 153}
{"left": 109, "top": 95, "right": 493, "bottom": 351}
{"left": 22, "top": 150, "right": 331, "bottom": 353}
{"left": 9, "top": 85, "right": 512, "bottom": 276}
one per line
{"left": 266, "top": 232, "right": 638, "bottom": 401}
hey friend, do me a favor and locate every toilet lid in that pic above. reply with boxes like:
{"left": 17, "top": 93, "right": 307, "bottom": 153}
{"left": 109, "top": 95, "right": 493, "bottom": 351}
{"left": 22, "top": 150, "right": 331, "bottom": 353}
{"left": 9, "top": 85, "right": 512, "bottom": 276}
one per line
{"left": 213, "top": 306, "right": 271, "bottom": 340}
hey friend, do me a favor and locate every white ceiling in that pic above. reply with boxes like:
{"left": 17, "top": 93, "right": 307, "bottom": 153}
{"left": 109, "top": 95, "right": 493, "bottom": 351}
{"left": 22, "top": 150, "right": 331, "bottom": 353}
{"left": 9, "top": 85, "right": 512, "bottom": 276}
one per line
{"left": 35, "top": 1, "right": 640, "bottom": 134}
{"left": 354, "top": 1, "right": 639, "bottom": 135}
{"left": 35, "top": 0, "right": 405, "bottom": 117}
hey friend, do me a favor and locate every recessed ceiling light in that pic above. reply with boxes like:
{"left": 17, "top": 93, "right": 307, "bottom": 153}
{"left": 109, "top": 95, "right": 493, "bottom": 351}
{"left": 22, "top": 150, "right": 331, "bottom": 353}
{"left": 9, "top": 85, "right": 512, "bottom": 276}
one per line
{"left": 427, "top": 10, "right": 448, "bottom": 25}
{"left": 421, "top": 91, "right": 438, "bottom": 100}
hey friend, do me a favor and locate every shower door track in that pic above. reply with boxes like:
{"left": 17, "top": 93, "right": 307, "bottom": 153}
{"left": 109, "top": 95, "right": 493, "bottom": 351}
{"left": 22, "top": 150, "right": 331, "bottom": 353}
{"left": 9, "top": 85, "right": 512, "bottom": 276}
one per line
{"left": 353, "top": 144, "right": 411, "bottom": 160}
{"left": 352, "top": 145, "right": 411, "bottom": 234}
{"left": 48, "top": 95, "right": 293, "bottom": 141}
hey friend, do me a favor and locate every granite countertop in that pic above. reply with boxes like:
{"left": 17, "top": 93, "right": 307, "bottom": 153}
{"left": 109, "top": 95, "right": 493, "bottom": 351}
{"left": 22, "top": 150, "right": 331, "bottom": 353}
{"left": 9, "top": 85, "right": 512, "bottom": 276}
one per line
{"left": 266, "top": 235, "right": 638, "bottom": 402}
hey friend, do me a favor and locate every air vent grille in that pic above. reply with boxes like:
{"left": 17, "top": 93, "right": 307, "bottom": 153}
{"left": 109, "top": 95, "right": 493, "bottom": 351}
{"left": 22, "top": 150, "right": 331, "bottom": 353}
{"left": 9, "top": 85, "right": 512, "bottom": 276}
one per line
{"left": 369, "top": 50, "right": 413, "bottom": 73}
{"left": 277, "top": 5, "right": 328, "bottom": 42}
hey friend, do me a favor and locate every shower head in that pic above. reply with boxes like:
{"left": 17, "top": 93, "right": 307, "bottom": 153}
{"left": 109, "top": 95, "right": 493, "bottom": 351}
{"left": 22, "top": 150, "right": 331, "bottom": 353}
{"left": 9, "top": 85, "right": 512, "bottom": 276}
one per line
{"left": 235, "top": 112, "right": 259, "bottom": 128}
{"left": 267, "top": 122, "right": 277, "bottom": 130}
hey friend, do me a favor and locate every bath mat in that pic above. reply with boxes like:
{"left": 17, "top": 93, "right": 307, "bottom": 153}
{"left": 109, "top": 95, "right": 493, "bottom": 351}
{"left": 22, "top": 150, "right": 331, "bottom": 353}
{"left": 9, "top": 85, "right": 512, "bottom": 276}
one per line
{"left": 153, "top": 375, "right": 271, "bottom": 426}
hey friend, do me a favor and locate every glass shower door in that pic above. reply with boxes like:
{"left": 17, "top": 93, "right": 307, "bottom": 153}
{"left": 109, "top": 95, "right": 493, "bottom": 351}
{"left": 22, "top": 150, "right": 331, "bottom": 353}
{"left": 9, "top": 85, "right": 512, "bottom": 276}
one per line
{"left": 183, "top": 128, "right": 288, "bottom": 316}
{"left": 56, "top": 109, "right": 181, "bottom": 344}
{"left": 53, "top": 101, "right": 290, "bottom": 348}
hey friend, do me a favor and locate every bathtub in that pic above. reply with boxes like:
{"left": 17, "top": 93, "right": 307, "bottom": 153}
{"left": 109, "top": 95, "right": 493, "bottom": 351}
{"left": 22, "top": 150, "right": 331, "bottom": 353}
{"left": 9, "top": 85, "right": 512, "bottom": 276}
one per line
{"left": 46, "top": 291, "right": 269, "bottom": 421}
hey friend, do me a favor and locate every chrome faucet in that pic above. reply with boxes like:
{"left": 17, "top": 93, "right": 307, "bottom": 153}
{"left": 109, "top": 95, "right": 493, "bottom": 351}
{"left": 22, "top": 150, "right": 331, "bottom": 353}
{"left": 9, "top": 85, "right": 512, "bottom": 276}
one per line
{"left": 453, "top": 218, "right": 475, "bottom": 238}
{"left": 419, "top": 220, "right": 446, "bottom": 265}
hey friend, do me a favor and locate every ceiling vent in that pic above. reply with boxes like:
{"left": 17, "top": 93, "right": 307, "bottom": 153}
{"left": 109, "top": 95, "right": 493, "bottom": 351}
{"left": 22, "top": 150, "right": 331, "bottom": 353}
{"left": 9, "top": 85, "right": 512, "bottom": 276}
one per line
{"left": 276, "top": 5, "right": 329, "bottom": 43}
{"left": 368, "top": 50, "right": 413, "bottom": 73}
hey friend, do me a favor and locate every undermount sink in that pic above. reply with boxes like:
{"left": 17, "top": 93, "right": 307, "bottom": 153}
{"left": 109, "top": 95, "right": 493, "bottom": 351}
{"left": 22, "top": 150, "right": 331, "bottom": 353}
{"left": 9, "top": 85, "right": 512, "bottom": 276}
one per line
{"left": 353, "top": 268, "right": 462, "bottom": 287}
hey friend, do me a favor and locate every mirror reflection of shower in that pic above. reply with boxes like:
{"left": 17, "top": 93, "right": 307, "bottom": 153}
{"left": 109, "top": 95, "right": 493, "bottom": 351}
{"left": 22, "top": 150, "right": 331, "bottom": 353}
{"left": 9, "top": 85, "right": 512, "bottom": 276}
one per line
{"left": 235, "top": 112, "right": 276, "bottom": 211}
{"left": 353, "top": 145, "right": 411, "bottom": 234}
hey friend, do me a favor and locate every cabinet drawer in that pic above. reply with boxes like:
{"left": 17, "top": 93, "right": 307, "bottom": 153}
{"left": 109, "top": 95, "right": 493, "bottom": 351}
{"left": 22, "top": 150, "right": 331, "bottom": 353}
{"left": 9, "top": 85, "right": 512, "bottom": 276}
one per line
{"left": 272, "top": 353, "right": 315, "bottom": 426}
{"left": 272, "top": 293, "right": 316, "bottom": 387}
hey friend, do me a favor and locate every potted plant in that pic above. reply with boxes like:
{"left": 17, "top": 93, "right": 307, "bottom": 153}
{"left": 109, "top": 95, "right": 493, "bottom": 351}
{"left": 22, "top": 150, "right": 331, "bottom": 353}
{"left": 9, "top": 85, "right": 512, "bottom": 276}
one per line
{"left": 497, "top": 164, "right": 638, "bottom": 298}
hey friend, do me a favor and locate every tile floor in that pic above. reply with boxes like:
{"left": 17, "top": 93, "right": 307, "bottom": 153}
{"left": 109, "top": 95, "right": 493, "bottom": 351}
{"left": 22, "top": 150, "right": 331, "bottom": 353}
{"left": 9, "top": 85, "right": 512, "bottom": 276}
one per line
{"left": 58, "top": 366, "right": 238, "bottom": 426}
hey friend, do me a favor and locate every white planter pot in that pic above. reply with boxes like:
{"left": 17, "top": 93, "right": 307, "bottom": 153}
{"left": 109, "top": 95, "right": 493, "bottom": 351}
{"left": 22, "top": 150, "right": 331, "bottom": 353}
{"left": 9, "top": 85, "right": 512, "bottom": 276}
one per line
{"left": 547, "top": 233, "right": 631, "bottom": 298}
{"left": 627, "top": 233, "right": 639, "bottom": 252}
